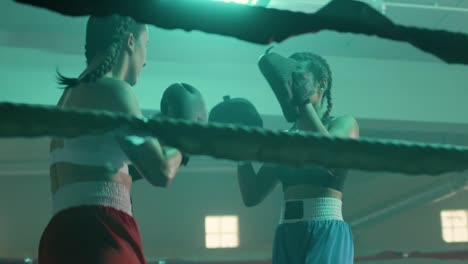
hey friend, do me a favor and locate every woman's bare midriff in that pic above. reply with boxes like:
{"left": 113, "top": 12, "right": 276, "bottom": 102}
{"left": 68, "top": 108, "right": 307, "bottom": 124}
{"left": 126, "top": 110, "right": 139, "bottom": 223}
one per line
{"left": 284, "top": 184, "right": 342, "bottom": 200}
{"left": 50, "top": 163, "right": 132, "bottom": 194}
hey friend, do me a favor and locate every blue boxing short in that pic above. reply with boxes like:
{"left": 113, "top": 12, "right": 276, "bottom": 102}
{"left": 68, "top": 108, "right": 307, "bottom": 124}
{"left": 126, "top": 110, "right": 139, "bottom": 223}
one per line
{"left": 272, "top": 198, "right": 354, "bottom": 264}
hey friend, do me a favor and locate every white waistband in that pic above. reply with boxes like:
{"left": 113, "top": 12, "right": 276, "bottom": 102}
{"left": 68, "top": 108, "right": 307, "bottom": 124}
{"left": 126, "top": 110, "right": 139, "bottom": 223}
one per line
{"left": 279, "top": 197, "right": 343, "bottom": 224}
{"left": 52, "top": 181, "right": 132, "bottom": 216}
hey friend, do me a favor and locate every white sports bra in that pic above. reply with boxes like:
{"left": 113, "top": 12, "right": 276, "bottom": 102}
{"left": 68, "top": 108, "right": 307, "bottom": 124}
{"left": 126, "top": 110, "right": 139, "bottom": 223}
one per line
{"left": 49, "top": 132, "right": 131, "bottom": 174}
{"left": 49, "top": 88, "right": 131, "bottom": 173}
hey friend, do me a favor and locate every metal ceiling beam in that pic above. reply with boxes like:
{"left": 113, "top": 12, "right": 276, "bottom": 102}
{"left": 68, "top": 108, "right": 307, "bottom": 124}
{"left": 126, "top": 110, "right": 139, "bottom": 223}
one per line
{"left": 349, "top": 174, "right": 468, "bottom": 229}
{"left": 386, "top": 2, "right": 468, "bottom": 13}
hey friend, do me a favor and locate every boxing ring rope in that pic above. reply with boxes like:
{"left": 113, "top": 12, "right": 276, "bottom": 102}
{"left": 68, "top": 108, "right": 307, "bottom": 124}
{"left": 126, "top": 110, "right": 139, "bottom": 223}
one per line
{"left": 14, "top": 0, "right": 468, "bottom": 65}
{"left": 1, "top": 102, "right": 468, "bottom": 176}
{"left": 7, "top": 0, "right": 468, "bottom": 174}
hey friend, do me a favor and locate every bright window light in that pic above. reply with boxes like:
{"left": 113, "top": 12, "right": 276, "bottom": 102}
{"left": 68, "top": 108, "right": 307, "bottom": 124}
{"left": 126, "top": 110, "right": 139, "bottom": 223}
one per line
{"left": 205, "top": 215, "right": 239, "bottom": 248}
{"left": 441, "top": 210, "right": 468, "bottom": 243}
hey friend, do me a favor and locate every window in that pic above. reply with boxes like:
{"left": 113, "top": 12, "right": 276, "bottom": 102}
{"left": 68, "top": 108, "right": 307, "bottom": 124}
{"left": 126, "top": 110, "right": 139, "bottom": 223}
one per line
{"left": 441, "top": 210, "right": 468, "bottom": 243}
{"left": 205, "top": 215, "right": 239, "bottom": 248}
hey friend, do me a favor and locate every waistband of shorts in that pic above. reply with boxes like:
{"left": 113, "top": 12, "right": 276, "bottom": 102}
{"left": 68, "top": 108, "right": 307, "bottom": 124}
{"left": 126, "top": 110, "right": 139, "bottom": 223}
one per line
{"left": 279, "top": 197, "right": 343, "bottom": 224}
{"left": 52, "top": 181, "right": 132, "bottom": 217}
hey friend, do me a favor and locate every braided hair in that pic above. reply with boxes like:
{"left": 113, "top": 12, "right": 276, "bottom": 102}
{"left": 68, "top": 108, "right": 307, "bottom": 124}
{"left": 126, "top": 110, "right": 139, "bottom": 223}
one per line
{"left": 289, "top": 52, "right": 333, "bottom": 121}
{"left": 57, "top": 15, "right": 143, "bottom": 88}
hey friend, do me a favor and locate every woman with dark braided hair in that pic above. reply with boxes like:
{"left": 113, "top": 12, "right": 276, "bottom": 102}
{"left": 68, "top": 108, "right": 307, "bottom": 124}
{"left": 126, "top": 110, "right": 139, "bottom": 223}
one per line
{"left": 238, "top": 52, "right": 359, "bottom": 263}
{"left": 40, "top": 15, "right": 183, "bottom": 264}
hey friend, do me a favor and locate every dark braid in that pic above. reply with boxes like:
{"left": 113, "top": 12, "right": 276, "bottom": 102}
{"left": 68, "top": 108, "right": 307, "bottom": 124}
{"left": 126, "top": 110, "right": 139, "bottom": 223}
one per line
{"left": 57, "top": 15, "right": 138, "bottom": 88}
{"left": 82, "top": 16, "right": 136, "bottom": 83}
{"left": 289, "top": 52, "right": 333, "bottom": 121}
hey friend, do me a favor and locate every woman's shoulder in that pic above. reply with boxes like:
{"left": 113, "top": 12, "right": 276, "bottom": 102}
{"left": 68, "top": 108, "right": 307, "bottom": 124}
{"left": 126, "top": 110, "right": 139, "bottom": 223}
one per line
{"left": 94, "top": 77, "right": 133, "bottom": 95}
{"left": 328, "top": 115, "right": 359, "bottom": 138}
{"left": 83, "top": 77, "right": 139, "bottom": 114}
{"left": 329, "top": 115, "right": 358, "bottom": 125}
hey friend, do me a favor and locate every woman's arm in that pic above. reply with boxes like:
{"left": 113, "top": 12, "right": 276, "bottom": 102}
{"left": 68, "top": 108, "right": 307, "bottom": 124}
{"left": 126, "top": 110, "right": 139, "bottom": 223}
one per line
{"left": 237, "top": 161, "right": 279, "bottom": 207}
{"left": 297, "top": 104, "right": 360, "bottom": 175}
{"left": 118, "top": 138, "right": 182, "bottom": 187}
{"left": 296, "top": 103, "right": 330, "bottom": 135}
{"left": 297, "top": 104, "right": 359, "bottom": 138}
{"left": 100, "top": 79, "right": 183, "bottom": 187}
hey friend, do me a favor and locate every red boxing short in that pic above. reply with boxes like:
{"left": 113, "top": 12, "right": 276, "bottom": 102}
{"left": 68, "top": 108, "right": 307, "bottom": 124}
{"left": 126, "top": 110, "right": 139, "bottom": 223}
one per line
{"left": 38, "top": 205, "right": 146, "bottom": 264}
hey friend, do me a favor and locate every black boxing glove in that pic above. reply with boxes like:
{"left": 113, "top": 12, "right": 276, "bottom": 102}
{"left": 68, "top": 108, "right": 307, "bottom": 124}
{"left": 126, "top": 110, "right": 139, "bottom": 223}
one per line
{"left": 129, "top": 164, "right": 143, "bottom": 181}
{"left": 161, "top": 82, "right": 210, "bottom": 167}
{"left": 160, "top": 83, "right": 208, "bottom": 122}
{"left": 159, "top": 83, "right": 207, "bottom": 167}
{"left": 180, "top": 153, "right": 190, "bottom": 166}
{"left": 131, "top": 83, "right": 206, "bottom": 181}
{"left": 209, "top": 95, "right": 263, "bottom": 128}
{"left": 258, "top": 51, "right": 300, "bottom": 123}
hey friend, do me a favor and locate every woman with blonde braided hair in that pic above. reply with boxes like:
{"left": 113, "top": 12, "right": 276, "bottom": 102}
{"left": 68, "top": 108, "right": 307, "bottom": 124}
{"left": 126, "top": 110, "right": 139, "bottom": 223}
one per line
{"left": 40, "top": 15, "right": 183, "bottom": 264}
{"left": 238, "top": 51, "right": 359, "bottom": 263}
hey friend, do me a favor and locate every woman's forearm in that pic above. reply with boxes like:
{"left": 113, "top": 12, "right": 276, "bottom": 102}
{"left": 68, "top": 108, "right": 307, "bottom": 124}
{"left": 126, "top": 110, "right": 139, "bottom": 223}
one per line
{"left": 296, "top": 103, "right": 330, "bottom": 135}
